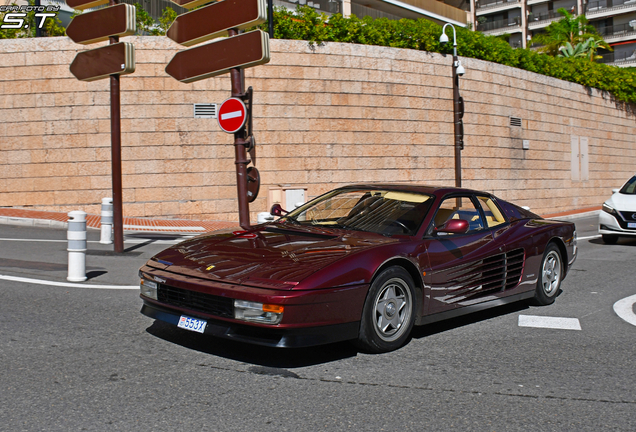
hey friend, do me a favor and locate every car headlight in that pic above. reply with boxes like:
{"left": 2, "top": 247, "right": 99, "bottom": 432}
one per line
{"left": 234, "top": 300, "right": 284, "bottom": 325}
{"left": 140, "top": 278, "right": 158, "bottom": 300}
{"left": 602, "top": 203, "right": 618, "bottom": 216}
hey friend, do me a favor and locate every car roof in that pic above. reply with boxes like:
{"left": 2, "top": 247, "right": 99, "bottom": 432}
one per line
{"left": 341, "top": 183, "right": 491, "bottom": 198}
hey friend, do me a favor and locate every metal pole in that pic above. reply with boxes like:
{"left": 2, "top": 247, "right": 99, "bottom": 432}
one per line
{"left": 452, "top": 49, "right": 462, "bottom": 189}
{"left": 229, "top": 28, "right": 251, "bottom": 229}
{"left": 109, "top": 0, "right": 124, "bottom": 252}
{"left": 268, "top": 0, "right": 274, "bottom": 38}
{"left": 35, "top": 0, "right": 42, "bottom": 37}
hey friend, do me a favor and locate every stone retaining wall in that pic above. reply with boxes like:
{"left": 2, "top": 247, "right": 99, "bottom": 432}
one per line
{"left": 1, "top": 36, "right": 634, "bottom": 220}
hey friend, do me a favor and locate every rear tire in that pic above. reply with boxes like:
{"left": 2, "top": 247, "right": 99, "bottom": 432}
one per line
{"left": 602, "top": 234, "right": 619, "bottom": 244}
{"left": 531, "top": 243, "right": 563, "bottom": 306}
{"left": 356, "top": 266, "right": 416, "bottom": 353}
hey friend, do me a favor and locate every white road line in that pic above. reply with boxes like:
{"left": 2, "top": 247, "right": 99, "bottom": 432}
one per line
{"left": 0, "top": 274, "right": 138, "bottom": 290}
{"left": 577, "top": 235, "right": 601, "bottom": 241}
{"left": 613, "top": 294, "right": 636, "bottom": 327}
{"left": 0, "top": 238, "right": 187, "bottom": 244}
{"left": 518, "top": 315, "right": 582, "bottom": 330}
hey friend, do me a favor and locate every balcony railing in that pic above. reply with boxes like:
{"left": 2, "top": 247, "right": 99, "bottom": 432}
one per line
{"left": 476, "top": 0, "right": 521, "bottom": 11}
{"left": 586, "top": 0, "right": 636, "bottom": 13}
{"left": 599, "top": 49, "right": 636, "bottom": 64}
{"left": 479, "top": 17, "right": 522, "bottom": 32}
{"left": 529, "top": 7, "right": 576, "bottom": 23}
{"left": 596, "top": 22, "right": 636, "bottom": 38}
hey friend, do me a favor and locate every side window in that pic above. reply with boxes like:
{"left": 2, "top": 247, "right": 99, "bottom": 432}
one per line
{"left": 476, "top": 196, "right": 507, "bottom": 228}
{"left": 433, "top": 196, "right": 485, "bottom": 234}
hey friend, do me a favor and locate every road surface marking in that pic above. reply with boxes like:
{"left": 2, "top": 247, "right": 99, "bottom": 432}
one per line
{"left": 0, "top": 238, "right": 188, "bottom": 244}
{"left": 577, "top": 235, "right": 601, "bottom": 241}
{"left": 613, "top": 294, "right": 636, "bottom": 327}
{"left": 221, "top": 110, "right": 242, "bottom": 120}
{"left": 0, "top": 274, "right": 138, "bottom": 290}
{"left": 518, "top": 315, "right": 582, "bottom": 330}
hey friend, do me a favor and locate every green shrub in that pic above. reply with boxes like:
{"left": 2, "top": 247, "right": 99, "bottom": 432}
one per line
{"left": 261, "top": 6, "right": 636, "bottom": 105}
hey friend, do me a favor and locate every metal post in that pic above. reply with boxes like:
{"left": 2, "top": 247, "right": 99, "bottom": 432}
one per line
{"left": 35, "top": 0, "right": 42, "bottom": 37}
{"left": 268, "top": 0, "right": 274, "bottom": 38}
{"left": 109, "top": 0, "right": 124, "bottom": 253}
{"left": 229, "top": 28, "right": 251, "bottom": 230}
{"left": 452, "top": 50, "right": 462, "bottom": 189}
{"left": 441, "top": 23, "right": 463, "bottom": 189}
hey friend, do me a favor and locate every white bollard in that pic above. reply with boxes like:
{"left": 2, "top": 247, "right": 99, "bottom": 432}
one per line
{"left": 100, "top": 197, "right": 113, "bottom": 244}
{"left": 67, "top": 210, "right": 87, "bottom": 282}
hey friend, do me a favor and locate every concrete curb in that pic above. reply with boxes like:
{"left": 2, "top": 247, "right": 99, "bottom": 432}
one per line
{"left": 548, "top": 210, "right": 600, "bottom": 221}
{"left": 0, "top": 216, "right": 69, "bottom": 229}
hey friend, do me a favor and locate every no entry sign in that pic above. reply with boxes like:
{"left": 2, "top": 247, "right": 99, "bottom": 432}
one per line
{"left": 217, "top": 97, "right": 247, "bottom": 134}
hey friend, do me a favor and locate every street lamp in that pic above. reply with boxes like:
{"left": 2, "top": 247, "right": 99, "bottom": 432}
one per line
{"left": 439, "top": 23, "right": 465, "bottom": 188}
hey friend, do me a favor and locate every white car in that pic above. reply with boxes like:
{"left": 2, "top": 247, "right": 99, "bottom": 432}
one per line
{"left": 599, "top": 175, "right": 636, "bottom": 244}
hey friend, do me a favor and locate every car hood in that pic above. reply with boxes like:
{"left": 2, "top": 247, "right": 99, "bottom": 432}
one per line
{"left": 147, "top": 224, "right": 398, "bottom": 289}
{"left": 606, "top": 193, "right": 636, "bottom": 211}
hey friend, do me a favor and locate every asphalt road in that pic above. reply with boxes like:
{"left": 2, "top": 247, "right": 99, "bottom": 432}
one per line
{"left": 0, "top": 215, "right": 635, "bottom": 431}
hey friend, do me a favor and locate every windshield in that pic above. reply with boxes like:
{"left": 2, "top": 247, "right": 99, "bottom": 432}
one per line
{"left": 281, "top": 189, "right": 433, "bottom": 236}
{"left": 619, "top": 176, "right": 636, "bottom": 195}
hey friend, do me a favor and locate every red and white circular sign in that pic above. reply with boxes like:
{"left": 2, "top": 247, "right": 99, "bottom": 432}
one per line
{"left": 217, "top": 97, "right": 247, "bottom": 134}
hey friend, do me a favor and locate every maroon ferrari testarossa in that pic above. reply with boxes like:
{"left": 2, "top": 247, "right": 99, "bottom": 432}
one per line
{"left": 139, "top": 184, "right": 577, "bottom": 353}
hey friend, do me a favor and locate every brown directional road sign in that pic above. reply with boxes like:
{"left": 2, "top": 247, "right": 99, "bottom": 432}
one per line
{"left": 70, "top": 42, "right": 135, "bottom": 82}
{"left": 66, "top": 0, "right": 110, "bottom": 11}
{"left": 167, "top": 0, "right": 266, "bottom": 47}
{"left": 66, "top": 4, "right": 135, "bottom": 45}
{"left": 165, "top": 30, "right": 270, "bottom": 83}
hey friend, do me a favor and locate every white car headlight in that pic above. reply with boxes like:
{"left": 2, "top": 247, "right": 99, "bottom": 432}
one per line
{"left": 140, "top": 278, "right": 158, "bottom": 300}
{"left": 602, "top": 203, "right": 618, "bottom": 216}
{"left": 234, "top": 300, "right": 284, "bottom": 325}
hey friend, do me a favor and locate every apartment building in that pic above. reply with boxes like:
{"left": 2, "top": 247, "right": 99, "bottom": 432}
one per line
{"left": 343, "top": 0, "right": 635, "bottom": 66}
{"left": 9, "top": 0, "right": 632, "bottom": 66}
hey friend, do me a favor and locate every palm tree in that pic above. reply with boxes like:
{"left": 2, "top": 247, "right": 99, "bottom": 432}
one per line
{"left": 531, "top": 8, "right": 607, "bottom": 56}
{"left": 557, "top": 40, "right": 589, "bottom": 58}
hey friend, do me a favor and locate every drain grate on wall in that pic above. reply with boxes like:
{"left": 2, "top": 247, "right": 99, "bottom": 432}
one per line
{"left": 509, "top": 116, "right": 522, "bottom": 127}
{"left": 193, "top": 103, "right": 217, "bottom": 119}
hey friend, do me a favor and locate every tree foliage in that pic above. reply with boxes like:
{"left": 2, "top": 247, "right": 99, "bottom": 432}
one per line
{"left": 259, "top": 6, "right": 635, "bottom": 104}
{"left": 531, "top": 8, "right": 609, "bottom": 56}
{"left": 135, "top": 3, "right": 177, "bottom": 36}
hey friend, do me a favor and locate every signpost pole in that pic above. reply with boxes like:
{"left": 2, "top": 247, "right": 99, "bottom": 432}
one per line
{"left": 229, "top": 28, "right": 251, "bottom": 229}
{"left": 109, "top": 0, "right": 124, "bottom": 253}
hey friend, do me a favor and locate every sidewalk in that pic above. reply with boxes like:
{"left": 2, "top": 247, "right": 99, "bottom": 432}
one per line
{"left": 0, "top": 206, "right": 600, "bottom": 234}
{"left": 0, "top": 207, "right": 238, "bottom": 234}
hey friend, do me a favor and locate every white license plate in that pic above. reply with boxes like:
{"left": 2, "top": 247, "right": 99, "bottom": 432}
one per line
{"left": 629, "top": 223, "right": 636, "bottom": 229}
{"left": 177, "top": 315, "right": 207, "bottom": 333}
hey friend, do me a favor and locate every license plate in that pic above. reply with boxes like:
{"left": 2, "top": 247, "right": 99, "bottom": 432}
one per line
{"left": 628, "top": 222, "right": 636, "bottom": 228}
{"left": 177, "top": 315, "right": 207, "bottom": 333}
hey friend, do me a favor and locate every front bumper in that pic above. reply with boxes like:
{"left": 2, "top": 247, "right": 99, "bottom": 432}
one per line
{"left": 138, "top": 264, "right": 368, "bottom": 348}
{"left": 598, "top": 211, "right": 636, "bottom": 236}
{"left": 141, "top": 301, "right": 359, "bottom": 348}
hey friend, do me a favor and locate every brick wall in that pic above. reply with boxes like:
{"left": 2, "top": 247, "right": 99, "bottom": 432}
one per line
{"left": 1, "top": 36, "right": 634, "bottom": 221}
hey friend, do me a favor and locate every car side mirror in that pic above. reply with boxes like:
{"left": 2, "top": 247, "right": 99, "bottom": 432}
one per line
{"left": 437, "top": 219, "right": 469, "bottom": 234}
{"left": 270, "top": 203, "right": 287, "bottom": 217}
{"left": 612, "top": 188, "right": 619, "bottom": 194}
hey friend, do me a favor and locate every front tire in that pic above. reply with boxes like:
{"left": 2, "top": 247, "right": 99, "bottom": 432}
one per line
{"left": 602, "top": 234, "right": 619, "bottom": 244}
{"left": 532, "top": 243, "right": 563, "bottom": 306}
{"left": 356, "top": 266, "right": 416, "bottom": 353}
